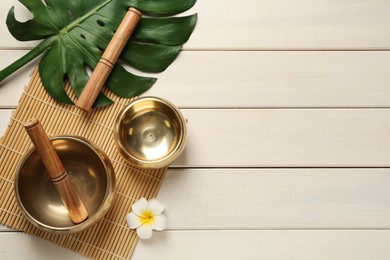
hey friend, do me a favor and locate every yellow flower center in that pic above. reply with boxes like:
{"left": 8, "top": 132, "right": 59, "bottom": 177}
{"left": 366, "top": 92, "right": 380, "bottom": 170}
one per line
{"left": 140, "top": 210, "right": 154, "bottom": 225}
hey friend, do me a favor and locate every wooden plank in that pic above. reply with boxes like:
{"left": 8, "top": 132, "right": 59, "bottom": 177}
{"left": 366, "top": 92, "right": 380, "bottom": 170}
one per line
{"left": 0, "top": 232, "right": 85, "bottom": 259}
{"left": 133, "top": 230, "right": 390, "bottom": 260}
{"left": 0, "top": 231, "right": 390, "bottom": 260}
{"left": 1, "top": 168, "right": 389, "bottom": 230}
{"left": 0, "top": 51, "right": 35, "bottom": 108}
{"left": 188, "top": 0, "right": 390, "bottom": 50}
{"left": 0, "top": 110, "right": 11, "bottom": 137}
{"left": 151, "top": 51, "right": 390, "bottom": 108}
{"left": 158, "top": 169, "right": 390, "bottom": 229}
{"left": 3, "top": 50, "right": 390, "bottom": 108}
{"left": 174, "top": 109, "right": 390, "bottom": 167}
{"left": 2, "top": 0, "right": 390, "bottom": 50}
{"left": 0, "top": 169, "right": 390, "bottom": 231}
{"left": 1, "top": 109, "right": 390, "bottom": 167}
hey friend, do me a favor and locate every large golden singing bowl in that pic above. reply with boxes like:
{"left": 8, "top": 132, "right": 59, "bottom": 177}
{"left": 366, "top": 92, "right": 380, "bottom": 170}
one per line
{"left": 114, "top": 97, "right": 187, "bottom": 168}
{"left": 14, "top": 136, "right": 115, "bottom": 234}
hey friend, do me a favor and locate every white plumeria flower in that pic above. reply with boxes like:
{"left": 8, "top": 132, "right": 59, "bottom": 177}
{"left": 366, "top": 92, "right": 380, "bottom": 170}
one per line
{"left": 126, "top": 198, "right": 167, "bottom": 239}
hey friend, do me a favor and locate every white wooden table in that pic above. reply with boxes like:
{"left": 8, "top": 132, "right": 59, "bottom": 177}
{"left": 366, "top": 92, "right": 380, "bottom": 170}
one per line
{"left": 1, "top": 1, "right": 390, "bottom": 259}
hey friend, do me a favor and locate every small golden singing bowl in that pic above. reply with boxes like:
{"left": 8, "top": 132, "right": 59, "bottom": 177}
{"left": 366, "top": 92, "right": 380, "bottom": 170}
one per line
{"left": 14, "top": 136, "right": 116, "bottom": 234}
{"left": 114, "top": 97, "right": 187, "bottom": 168}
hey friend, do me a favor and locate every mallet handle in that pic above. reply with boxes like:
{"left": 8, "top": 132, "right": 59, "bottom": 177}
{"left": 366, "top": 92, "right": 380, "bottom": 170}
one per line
{"left": 76, "top": 8, "right": 142, "bottom": 113}
{"left": 24, "top": 118, "right": 88, "bottom": 224}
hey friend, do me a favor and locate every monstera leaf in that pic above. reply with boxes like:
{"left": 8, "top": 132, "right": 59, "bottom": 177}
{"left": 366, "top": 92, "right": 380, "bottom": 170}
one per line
{"left": 0, "top": 0, "right": 197, "bottom": 107}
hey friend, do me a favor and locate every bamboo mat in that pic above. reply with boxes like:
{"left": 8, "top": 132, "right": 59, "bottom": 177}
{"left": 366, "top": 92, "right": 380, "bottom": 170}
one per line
{"left": 0, "top": 67, "right": 167, "bottom": 259}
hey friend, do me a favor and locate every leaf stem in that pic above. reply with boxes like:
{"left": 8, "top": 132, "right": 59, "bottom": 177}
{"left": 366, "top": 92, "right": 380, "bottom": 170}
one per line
{"left": 0, "top": 36, "right": 57, "bottom": 83}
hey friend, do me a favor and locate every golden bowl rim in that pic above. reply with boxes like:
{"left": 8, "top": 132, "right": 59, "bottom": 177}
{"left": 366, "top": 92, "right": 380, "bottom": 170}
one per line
{"left": 114, "top": 96, "right": 187, "bottom": 169}
{"left": 14, "top": 135, "right": 116, "bottom": 234}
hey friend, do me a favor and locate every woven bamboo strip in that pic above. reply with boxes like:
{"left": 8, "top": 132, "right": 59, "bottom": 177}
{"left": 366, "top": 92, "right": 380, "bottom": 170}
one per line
{"left": 0, "top": 67, "right": 168, "bottom": 260}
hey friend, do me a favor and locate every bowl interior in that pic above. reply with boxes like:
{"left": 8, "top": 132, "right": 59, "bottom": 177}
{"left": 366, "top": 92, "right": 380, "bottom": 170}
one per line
{"left": 117, "top": 98, "right": 185, "bottom": 163}
{"left": 16, "top": 137, "right": 113, "bottom": 232}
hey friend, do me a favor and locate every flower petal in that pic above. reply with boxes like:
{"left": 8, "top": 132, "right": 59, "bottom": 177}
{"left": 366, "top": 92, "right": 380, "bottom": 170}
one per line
{"left": 126, "top": 212, "right": 143, "bottom": 229}
{"left": 152, "top": 214, "right": 167, "bottom": 231}
{"left": 137, "top": 224, "right": 153, "bottom": 239}
{"left": 147, "top": 198, "right": 165, "bottom": 214}
{"left": 132, "top": 198, "right": 148, "bottom": 217}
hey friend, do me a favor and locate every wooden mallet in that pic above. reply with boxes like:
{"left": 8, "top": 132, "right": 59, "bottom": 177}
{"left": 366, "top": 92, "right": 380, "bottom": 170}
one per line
{"left": 75, "top": 7, "right": 142, "bottom": 113}
{"left": 24, "top": 118, "right": 89, "bottom": 224}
